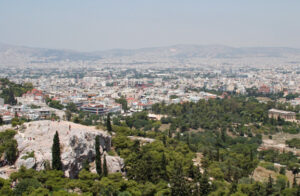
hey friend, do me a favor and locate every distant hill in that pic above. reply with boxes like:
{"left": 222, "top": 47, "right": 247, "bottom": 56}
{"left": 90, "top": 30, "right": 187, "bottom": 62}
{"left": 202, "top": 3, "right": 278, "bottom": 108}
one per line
{"left": 95, "top": 44, "right": 300, "bottom": 59}
{"left": 1, "top": 43, "right": 300, "bottom": 67}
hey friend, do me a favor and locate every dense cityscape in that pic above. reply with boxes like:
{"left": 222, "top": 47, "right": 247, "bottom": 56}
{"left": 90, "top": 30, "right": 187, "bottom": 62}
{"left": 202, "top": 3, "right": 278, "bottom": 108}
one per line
{"left": 1, "top": 1, "right": 300, "bottom": 196}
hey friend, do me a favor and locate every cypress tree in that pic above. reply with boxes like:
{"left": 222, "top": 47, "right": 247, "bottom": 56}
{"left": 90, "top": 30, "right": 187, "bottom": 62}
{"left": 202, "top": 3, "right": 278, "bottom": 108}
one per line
{"left": 170, "top": 164, "right": 191, "bottom": 196}
{"left": 266, "top": 175, "right": 273, "bottom": 195}
{"left": 82, "top": 158, "right": 90, "bottom": 171}
{"left": 103, "top": 155, "right": 108, "bottom": 177}
{"left": 106, "top": 113, "right": 112, "bottom": 132}
{"left": 168, "top": 129, "right": 172, "bottom": 138}
{"left": 200, "top": 169, "right": 211, "bottom": 196}
{"left": 8, "top": 88, "right": 17, "bottom": 105}
{"left": 0, "top": 115, "right": 3, "bottom": 125}
{"left": 95, "top": 136, "right": 102, "bottom": 176}
{"left": 161, "top": 153, "right": 167, "bottom": 180}
{"left": 293, "top": 175, "right": 297, "bottom": 188}
{"left": 193, "top": 165, "right": 202, "bottom": 195}
{"left": 188, "top": 163, "right": 195, "bottom": 179}
{"left": 162, "top": 135, "right": 167, "bottom": 147}
{"left": 52, "top": 131, "right": 62, "bottom": 170}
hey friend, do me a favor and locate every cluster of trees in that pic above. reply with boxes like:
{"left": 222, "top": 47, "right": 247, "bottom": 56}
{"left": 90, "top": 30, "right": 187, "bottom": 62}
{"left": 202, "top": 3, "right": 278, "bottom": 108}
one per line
{"left": 258, "top": 149, "right": 300, "bottom": 174}
{"left": 46, "top": 98, "right": 64, "bottom": 110}
{"left": 0, "top": 130, "right": 18, "bottom": 165}
{"left": 0, "top": 122, "right": 300, "bottom": 195}
{"left": 152, "top": 97, "right": 300, "bottom": 135}
{"left": 1, "top": 92, "right": 300, "bottom": 195}
{"left": 115, "top": 97, "right": 128, "bottom": 112}
{"left": 121, "top": 112, "right": 161, "bottom": 132}
{"left": 0, "top": 78, "right": 33, "bottom": 105}
{"left": 286, "top": 138, "right": 300, "bottom": 149}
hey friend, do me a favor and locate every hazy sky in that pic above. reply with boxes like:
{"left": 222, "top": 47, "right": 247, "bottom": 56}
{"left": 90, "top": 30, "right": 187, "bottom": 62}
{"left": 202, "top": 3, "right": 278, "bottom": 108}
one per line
{"left": 1, "top": 0, "right": 300, "bottom": 51}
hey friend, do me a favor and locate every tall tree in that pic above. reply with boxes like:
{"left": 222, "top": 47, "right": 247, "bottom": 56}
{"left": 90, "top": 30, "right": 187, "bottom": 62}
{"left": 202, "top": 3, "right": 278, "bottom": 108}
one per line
{"left": 106, "top": 113, "right": 112, "bottom": 133}
{"left": 8, "top": 88, "right": 17, "bottom": 105}
{"left": 103, "top": 155, "right": 108, "bottom": 177}
{"left": 95, "top": 135, "right": 102, "bottom": 177}
{"left": 200, "top": 170, "right": 211, "bottom": 196}
{"left": 266, "top": 175, "right": 274, "bottom": 195}
{"left": 161, "top": 153, "right": 167, "bottom": 180}
{"left": 170, "top": 164, "right": 191, "bottom": 196}
{"left": 0, "top": 115, "right": 3, "bottom": 125}
{"left": 52, "top": 131, "right": 62, "bottom": 170}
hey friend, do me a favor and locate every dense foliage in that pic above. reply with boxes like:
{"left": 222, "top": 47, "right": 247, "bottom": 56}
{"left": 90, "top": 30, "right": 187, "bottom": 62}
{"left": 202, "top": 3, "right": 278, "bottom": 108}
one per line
{"left": 0, "top": 130, "right": 18, "bottom": 165}
{"left": 0, "top": 78, "right": 33, "bottom": 105}
{"left": 152, "top": 97, "right": 300, "bottom": 134}
{"left": 286, "top": 138, "right": 300, "bottom": 149}
{"left": 1, "top": 95, "right": 300, "bottom": 195}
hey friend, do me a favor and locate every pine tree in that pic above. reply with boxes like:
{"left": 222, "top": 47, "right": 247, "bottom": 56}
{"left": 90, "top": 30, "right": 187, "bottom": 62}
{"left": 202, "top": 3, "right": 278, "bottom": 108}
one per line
{"left": 52, "top": 131, "right": 62, "bottom": 170}
{"left": 106, "top": 113, "right": 112, "bottom": 132}
{"left": 103, "top": 155, "right": 108, "bottom": 177}
{"left": 95, "top": 136, "right": 102, "bottom": 176}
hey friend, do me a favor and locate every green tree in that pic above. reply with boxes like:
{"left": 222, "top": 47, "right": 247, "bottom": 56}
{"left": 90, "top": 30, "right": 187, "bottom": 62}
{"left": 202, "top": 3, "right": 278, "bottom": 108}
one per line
{"left": 107, "top": 113, "right": 112, "bottom": 132}
{"left": 82, "top": 159, "right": 90, "bottom": 171}
{"left": 52, "top": 131, "right": 62, "bottom": 170}
{"left": 95, "top": 135, "right": 102, "bottom": 177}
{"left": 8, "top": 88, "right": 17, "bottom": 105}
{"left": 66, "top": 102, "right": 78, "bottom": 113}
{"left": 65, "top": 110, "right": 72, "bottom": 121}
{"left": 266, "top": 175, "right": 274, "bottom": 195}
{"left": 115, "top": 97, "right": 128, "bottom": 112}
{"left": 103, "top": 155, "right": 108, "bottom": 177}
{"left": 200, "top": 170, "right": 211, "bottom": 196}
{"left": 170, "top": 164, "right": 191, "bottom": 196}
{"left": 14, "top": 178, "right": 41, "bottom": 196}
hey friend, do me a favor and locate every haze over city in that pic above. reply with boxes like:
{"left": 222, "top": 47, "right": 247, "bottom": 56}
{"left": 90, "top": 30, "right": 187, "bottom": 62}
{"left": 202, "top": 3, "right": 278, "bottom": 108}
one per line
{"left": 1, "top": 0, "right": 300, "bottom": 51}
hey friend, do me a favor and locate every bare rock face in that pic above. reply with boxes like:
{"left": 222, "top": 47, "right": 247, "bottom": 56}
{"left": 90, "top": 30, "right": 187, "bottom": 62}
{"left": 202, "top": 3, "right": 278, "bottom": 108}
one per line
{"left": 14, "top": 120, "right": 123, "bottom": 178}
{"left": 15, "top": 157, "right": 36, "bottom": 169}
{"left": 90, "top": 154, "right": 125, "bottom": 174}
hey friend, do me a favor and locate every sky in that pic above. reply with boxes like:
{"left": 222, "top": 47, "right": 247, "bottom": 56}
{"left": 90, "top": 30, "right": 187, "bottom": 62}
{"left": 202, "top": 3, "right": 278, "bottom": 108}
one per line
{"left": 0, "top": 0, "right": 300, "bottom": 51}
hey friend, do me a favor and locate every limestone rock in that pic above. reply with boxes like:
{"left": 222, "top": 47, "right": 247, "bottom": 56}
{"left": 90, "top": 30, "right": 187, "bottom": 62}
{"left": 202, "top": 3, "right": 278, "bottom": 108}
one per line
{"left": 106, "top": 155, "right": 124, "bottom": 173}
{"left": 13, "top": 120, "right": 119, "bottom": 178}
{"left": 90, "top": 155, "right": 124, "bottom": 174}
{"left": 15, "top": 157, "right": 36, "bottom": 169}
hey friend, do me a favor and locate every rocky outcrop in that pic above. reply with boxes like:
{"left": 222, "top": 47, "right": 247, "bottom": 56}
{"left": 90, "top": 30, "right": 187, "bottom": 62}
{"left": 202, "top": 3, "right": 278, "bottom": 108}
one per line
{"left": 90, "top": 154, "right": 125, "bottom": 174}
{"left": 15, "top": 157, "right": 36, "bottom": 169}
{"left": 14, "top": 120, "right": 123, "bottom": 178}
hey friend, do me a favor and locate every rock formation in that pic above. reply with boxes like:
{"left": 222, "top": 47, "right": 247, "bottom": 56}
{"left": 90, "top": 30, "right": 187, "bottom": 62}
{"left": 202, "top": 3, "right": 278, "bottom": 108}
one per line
{"left": 13, "top": 120, "right": 123, "bottom": 178}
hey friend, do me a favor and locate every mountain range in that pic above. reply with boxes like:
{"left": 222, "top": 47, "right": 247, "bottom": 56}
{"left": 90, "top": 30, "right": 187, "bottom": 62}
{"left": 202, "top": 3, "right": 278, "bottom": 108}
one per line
{"left": 1, "top": 43, "right": 300, "bottom": 67}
